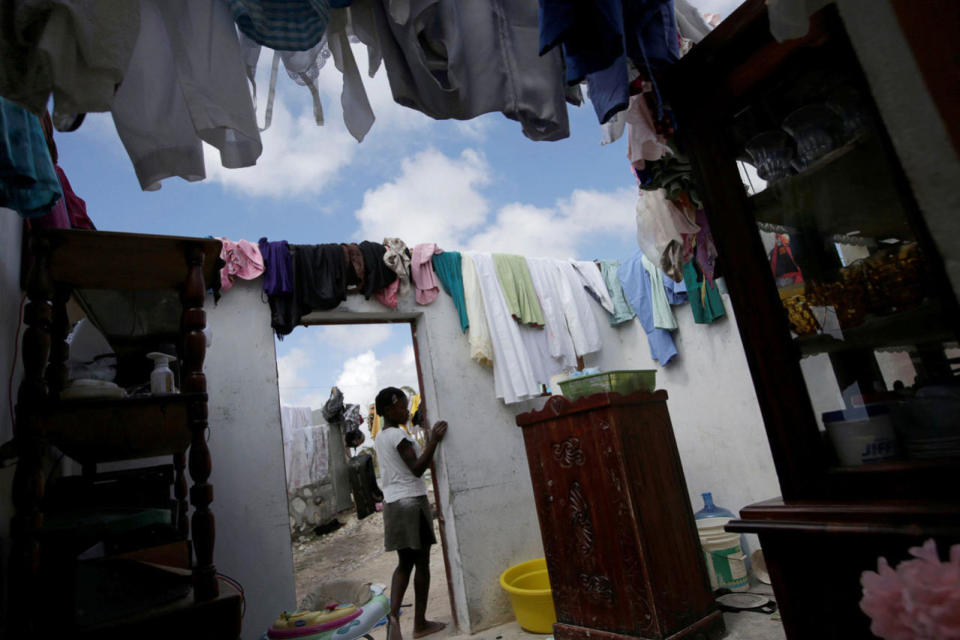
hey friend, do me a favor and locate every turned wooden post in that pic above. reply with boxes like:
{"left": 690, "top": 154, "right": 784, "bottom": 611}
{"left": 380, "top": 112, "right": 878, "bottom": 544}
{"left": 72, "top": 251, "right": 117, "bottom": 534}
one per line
{"left": 46, "top": 284, "right": 72, "bottom": 399}
{"left": 173, "top": 452, "right": 189, "bottom": 540}
{"left": 9, "top": 235, "right": 54, "bottom": 634}
{"left": 181, "top": 244, "right": 218, "bottom": 601}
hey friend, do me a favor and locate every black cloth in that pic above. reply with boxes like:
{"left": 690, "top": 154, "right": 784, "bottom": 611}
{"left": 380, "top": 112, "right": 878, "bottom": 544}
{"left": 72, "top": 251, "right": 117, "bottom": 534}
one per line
{"left": 358, "top": 240, "right": 397, "bottom": 299}
{"left": 294, "top": 243, "right": 347, "bottom": 315}
{"left": 268, "top": 245, "right": 300, "bottom": 338}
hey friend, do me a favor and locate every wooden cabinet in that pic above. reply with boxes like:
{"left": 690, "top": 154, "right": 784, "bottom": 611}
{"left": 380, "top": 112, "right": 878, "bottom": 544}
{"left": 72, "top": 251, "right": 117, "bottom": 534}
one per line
{"left": 516, "top": 392, "right": 723, "bottom": 640}
{"left": 9, "top": 229, "right": 240, "bottom": 638}
{"left": 664, "top": 1, "right": 960, "bottom": 637}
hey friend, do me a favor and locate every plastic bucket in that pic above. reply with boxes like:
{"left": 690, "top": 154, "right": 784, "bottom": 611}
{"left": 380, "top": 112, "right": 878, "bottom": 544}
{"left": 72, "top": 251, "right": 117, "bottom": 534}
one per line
{"left": 697, "top": 520, "right": 749, "bottom": 591}
{"left": 499, "top": 558, "right": 557, "bottom": 633}
{"left": 823, "top": 405, "right": 899, "bottom": 466}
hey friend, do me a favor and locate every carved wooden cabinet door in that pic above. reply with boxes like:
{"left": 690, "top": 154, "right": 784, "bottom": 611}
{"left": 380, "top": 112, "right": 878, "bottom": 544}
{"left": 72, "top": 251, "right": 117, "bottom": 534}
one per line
{"left": 518, "top": 392, "right": 723, "bottom": 640}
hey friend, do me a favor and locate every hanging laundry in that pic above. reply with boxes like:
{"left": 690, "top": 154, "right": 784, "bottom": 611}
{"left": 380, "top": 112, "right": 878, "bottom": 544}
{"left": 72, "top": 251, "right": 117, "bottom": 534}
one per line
{"left": 294, "top": 244, "right": 347, "bottom": 314}
{"left": 267, "top": 244, "right": 300, "bottom": 338}
{"left": 358, "top": 240, "right": 398, "bottom": 301}
{"left": 374, "top": 238, "right": 411, "bottom": 309}
{"left": 492, "top": 254, "right": 546, "bottom": 327}
{"left": 472, "top": 253, "right": 559, "bottom": 402}
{"left": 461, "top": 253, "right": 494, "bottom": 367}
{"left": 411, "top": 243, "right": 443, "bottom": 305}
{"left": 54, "top": 166, "right": 94, "bottom": 229}
{"left": 571, "top": 261, "right": 615, "bottom": 314}
{"left": 239, "top": 1, "right": 380, "bottom": 141}
{"left": 526, "top": 257, "right": 579, "bottom": 368}
{"left": 111, "top": 0, "right": 262, "bottom": 191}
{"left": 695, "top": 209, "right": 719, "bottom": 287}
{"left": 682, "top": 260, "right": 725, "bottom": 324}
{"left": 341, "top": 243, "right": 366, "bottom": 292}
{"left": 259, "top": 238, "right": 294, "bottom": 298}
{"left": 431, "top": 252, "right": 469, "bottom": 332}
{"left": 635, "top": 188, "right": 699, "bottom": 282}
{"left": 540, "top": 0, "right": 680, "bottom": 123}
{"left": 642, "top": 253, "right": 678, "bottom": 330}
{"left": 626, "top": 92, "right": 673, "bottom": 169}
{"left": 674, "top": 0, "right": 712, "bottom": 44}
{"left": 554, "top": 261, "right": 604, "bottom": 357}
{"left": 228, "top": 0, "right": 330, "bottom": 51}
{"left": 663, "top": 270, "right": 688, "bottom": 305}
{"left": 0, "top": 98, "right": 62, "bottom": 218}
{"left": 383, "top": 238, "right": 412, "bottom": 296}
{"left": 0, "top": 1, "right": 139, "bottom": 118}
{"left": 599, "top": 260, "right": 636, "bottom": 325}
{"left": 217, "top": 238, "right": 265, "bottom": 292}
{"left": 619, "top": 249, "right": 678, "bottom": 366}
{"left": 371, "top": 0, "right": 570, "bottom": 141}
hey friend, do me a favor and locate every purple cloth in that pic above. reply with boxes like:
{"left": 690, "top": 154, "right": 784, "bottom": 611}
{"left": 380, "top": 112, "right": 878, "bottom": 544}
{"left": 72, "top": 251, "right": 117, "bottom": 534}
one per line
{"left": 259, "top": 237, "right": 294, "bottom": 295}
{"left": 694, "top": 209, "right": 718, "bottom": 287}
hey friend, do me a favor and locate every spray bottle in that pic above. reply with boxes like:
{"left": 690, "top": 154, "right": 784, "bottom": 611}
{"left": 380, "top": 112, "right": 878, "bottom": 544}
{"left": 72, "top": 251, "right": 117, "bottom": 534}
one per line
{"left": 147, "top": 352, "right": 176, "bottom": 395}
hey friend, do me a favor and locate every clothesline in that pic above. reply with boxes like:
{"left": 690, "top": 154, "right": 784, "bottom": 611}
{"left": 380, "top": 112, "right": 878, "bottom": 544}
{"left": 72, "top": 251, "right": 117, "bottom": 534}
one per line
{"left": 219, "top": 234, "right": 726, "bottom": 405}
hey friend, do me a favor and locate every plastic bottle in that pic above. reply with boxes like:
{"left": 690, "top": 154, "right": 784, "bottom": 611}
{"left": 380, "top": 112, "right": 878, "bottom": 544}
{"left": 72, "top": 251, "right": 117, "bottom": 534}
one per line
{"left": 694, "top": 492, "right": 735, "bottom": 521}
{"left": 147, "top": 352, "right": 176, "bottom": 395}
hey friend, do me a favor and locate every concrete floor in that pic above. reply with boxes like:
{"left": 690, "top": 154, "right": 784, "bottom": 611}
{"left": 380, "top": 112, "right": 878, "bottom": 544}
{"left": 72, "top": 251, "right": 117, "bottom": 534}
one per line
{"left": 291, "top": 510, "right": 785, "bottom": 640}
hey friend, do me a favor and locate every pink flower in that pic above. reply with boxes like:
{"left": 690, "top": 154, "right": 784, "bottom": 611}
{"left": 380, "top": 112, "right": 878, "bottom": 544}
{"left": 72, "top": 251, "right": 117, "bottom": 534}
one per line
{"left": 860, "top": 539, "right": 960, "bottom": 639}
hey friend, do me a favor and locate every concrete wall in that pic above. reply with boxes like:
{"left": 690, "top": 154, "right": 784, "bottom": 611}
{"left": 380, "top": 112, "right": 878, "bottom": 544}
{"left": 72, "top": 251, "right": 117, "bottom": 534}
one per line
{"left": 298, "top": 277, "right": 778, "bottom": 633}
{"left": 204, "top": 280, "right": 297, "bottom": 639}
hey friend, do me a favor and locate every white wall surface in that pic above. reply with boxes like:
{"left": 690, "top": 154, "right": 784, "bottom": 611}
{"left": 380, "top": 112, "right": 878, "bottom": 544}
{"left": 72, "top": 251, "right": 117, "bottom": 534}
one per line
{"left": 205, "top": 280, "right": 296, "bottom": 640}
{"left": 297, "top": 275, "right": 778, "bottom": 633}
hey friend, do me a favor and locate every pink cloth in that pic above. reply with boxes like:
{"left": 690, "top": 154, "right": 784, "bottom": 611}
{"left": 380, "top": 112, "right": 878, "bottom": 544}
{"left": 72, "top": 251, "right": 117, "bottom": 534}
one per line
{"left": 411, "top": 243, "right": 443, "bottom": 305}
{"left": 30, "top": 165, "right": 93, "bottom": 230}
{"left": 626, "top": 93, "right": 672, "bottom": 170}
{"left": 375, "top": 279, "right": 399, "bottom": 309}
{"left": 218, "top": 238, "right": 265, "bottom": 292}
{"left": 56, "top": 165, "right": 94, "bottom": 229}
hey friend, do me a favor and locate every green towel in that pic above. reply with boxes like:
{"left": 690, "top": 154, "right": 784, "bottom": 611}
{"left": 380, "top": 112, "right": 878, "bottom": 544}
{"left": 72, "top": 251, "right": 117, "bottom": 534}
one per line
{"left": 492, "top": 254, "right": 545, "bottom": 327}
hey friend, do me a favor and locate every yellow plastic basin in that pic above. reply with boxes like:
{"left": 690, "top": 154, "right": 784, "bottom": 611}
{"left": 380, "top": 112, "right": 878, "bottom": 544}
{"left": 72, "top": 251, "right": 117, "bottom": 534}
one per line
{"left": 499, "top": 558, "right": 557, "bottom": 634}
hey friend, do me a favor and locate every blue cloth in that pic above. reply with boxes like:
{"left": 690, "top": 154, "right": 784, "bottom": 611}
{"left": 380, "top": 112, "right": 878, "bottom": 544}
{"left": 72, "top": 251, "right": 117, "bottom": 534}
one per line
{"left": 432, "top": 252, "right": 469, "bottom": 332}
{"left": 663, "top": 272, "right": 688, "bottom": 305}
{"left": 585, "top": 59, "right": 629, "bottom": 124}
{"left": 228, "top": 0, "right": 330, "bottom": 51}
{"left": 599, "top": 260, "right": 635, "bottom": 326}
{"left": 0, "top": 97, "right": 62, "bottom": 218}
{"left": 538, "top": 0, "right": 623, "bottom": 83}
{"left": 618, "top": 249, "right": 677, "bottom": 366}
{"left": 540, "top": 0, "right": 679, "bottom": 123}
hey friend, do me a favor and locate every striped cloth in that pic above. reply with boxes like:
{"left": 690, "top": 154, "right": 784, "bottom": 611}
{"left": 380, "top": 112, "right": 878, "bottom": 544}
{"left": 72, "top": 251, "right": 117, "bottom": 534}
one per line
{"left": 228, "top": 0, "right": 331, "bottom": 51}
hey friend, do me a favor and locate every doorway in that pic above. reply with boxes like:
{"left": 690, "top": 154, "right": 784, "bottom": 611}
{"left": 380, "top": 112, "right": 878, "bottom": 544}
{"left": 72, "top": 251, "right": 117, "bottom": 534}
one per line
{"left": 274, "top": 319, "right": 457, "bottom": 634}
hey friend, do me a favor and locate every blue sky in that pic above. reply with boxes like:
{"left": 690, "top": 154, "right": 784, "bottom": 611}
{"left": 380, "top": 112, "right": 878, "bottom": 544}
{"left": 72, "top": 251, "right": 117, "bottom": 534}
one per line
{"left": 50, "top": 0, "right": 740, "bottom": 432}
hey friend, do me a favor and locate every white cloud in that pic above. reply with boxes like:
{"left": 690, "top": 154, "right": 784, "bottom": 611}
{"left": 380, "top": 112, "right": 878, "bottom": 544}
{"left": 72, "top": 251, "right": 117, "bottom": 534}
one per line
{"left": 353, "top": 148, "right": 492, "bottom": 246}
{"left": 276, "top": 347, "right": 311, "bottom": 406}
{"left": 466, "top": 203, "right": 580, "bottom": 258}
{"left": 315, "top": 324, "right": 393, "bottom": 352}
{"left": 335, "top": 346, "right": 418, "bottom": 411}
{"left": 202, "top": 96, "right": 359, "bottom": 198}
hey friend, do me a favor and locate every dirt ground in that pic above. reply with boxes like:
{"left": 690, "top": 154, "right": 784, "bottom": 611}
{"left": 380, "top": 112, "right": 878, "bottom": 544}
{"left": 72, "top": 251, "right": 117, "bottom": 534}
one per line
{"left": 292, "top": 495, "right": 456, "bottom": 640}
{"left": 291, "top": 500, "right": 785, "bottom": 640}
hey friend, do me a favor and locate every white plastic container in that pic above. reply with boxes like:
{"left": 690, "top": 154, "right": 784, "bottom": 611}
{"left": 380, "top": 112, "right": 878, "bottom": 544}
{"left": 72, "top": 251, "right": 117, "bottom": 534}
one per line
{"left": 823, "top": 404, "right": 898, "bottom": 466}
{"left": 147, "top": 352, "right": 176, "bottom": 395}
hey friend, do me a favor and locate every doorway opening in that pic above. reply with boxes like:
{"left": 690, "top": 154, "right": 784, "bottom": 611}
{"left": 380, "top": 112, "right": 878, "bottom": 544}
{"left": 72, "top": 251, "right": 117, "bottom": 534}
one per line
{"left": 274, "top": 319, "right": 457, "bottom": 635}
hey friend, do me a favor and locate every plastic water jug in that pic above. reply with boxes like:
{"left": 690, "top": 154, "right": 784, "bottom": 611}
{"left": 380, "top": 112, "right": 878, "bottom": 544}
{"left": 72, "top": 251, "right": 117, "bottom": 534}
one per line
{"left": 694, "top": 493, "right": 748, "bottom": 591}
